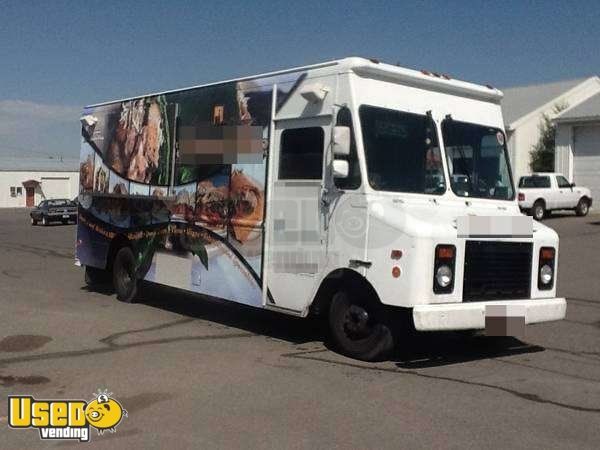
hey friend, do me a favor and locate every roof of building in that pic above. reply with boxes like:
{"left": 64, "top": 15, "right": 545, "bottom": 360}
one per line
{"left": 501, "top": 77, "right": 589, "bottom": 126}
{"left": 0, "top": 156, "right": 79, "bottom": 172}
{"left": 555, "top": 92, "right": 600, "bottom": 122}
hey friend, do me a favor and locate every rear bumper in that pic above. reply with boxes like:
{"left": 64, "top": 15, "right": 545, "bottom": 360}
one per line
{"left": 412, "top": 297, "right": 566, "bottom": 331}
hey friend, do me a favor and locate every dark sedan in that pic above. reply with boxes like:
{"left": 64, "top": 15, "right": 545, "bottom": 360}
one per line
{"left": 30, "top": 199, "right": 78, "bottom": 226}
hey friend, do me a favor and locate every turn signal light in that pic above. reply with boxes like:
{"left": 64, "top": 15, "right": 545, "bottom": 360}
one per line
{"left": 518, "top": 193, "right": 525, "bottom": 201}
{"left": 540, "top": 248, "right": 555, "bottom": 260}
{"left": 392, "top": 266, "right": 401, "bottom": 278}
{"left": 391, "top": 250, "right": 403, "bottom": 260}
{"left": 436, "top": 246, "right": 454, "bottom": 259}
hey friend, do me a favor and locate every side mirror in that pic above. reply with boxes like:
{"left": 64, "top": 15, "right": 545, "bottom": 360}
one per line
{"left": 570, "top": 182, "right": 576, "bottom": 188}
{"left": 332, "top": 126, "right": 351, "bottom": 156}
{"left": 333, "top": 159, "right": 349, "bottom": 178}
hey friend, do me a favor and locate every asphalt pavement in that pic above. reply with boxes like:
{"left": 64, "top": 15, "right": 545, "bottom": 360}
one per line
{"left": 0, "top": 208, "right": 599, "bottom": 449}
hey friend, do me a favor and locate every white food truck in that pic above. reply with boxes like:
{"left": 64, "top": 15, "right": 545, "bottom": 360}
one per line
{"left": 77, "top": 57, "right": 566, "bottom": 361}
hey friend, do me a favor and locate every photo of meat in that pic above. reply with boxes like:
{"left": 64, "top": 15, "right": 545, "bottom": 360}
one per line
{"left": 105, "top": 96, "right": 172, "bottom": 185}
{"left": 170, "top": 183, "right": 195, "bottom": 222}
{"left": 151, "top": 186, "right": 168, "bottom": 197}
{"left": 229, "top": 168, "right": 264, "bottom": 243}
{"left": 195, "top": 174, "right": 229, "bottom": 231}
{"left": 79, "top": 143, "right": 95, "bottom": 193}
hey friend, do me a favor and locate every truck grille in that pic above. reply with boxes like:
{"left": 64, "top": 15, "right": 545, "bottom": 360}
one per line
{"left": 463, "top": 241, "right": 532, "bottom": 301}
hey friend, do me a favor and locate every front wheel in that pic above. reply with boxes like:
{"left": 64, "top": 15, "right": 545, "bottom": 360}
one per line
{"left": 41, "top": 215, "right": 48, "bottom": 226}
{"left": 85, "top": 265, "right": 110, "bottom": 287}
{"left": 328, "top": 291, "right": 395, "bottom": 361}
{"left": 112, "top": 247, "right": 138, "bottom": 303}
{"left": 30, "top": 217, "right": 37, "bottom": 226}
{"left": 576, "top": 198, "right": 590, "bottom": 216}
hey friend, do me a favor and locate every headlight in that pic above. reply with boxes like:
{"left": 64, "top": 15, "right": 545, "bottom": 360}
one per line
{"left": 539, "top": 264, "right": 553, "bottom": 285}
{"left": 436, "top": 265, "right": 453, "bottom": 288}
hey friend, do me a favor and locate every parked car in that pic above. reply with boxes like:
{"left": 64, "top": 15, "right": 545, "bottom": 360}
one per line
{"left": 518, "top": 173, "right": 593, "bottom": 220}
{"left": 30, "top": 199, "right": 78, "bottom": 226}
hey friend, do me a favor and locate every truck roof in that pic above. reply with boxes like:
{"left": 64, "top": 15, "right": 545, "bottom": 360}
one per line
{"left": 86, "top": 57, "right": 503, "bottom": 109}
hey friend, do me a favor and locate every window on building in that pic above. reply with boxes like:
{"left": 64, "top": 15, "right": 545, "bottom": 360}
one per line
{"left": 10, "top": 187, "right": 16, "bottom": 197}
{"left": 279, "top": 127, "right": 324, "bottom": 180}
{"left": 16, "top": 187, "right": 22, "bottom": 196}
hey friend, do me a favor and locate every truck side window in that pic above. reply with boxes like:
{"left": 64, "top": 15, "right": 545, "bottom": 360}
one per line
{"left": 279, "top": 127, "right": 324, "bottom": 180}
{"left": 556, "top": 175, "right": 571, "bottom": 188}
{"left": 335, "top": 107, "right": 361, "bottom": 190}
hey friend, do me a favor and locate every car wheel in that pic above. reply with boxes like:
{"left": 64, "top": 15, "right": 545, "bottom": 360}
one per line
{"left": 328, "top": 290, "right": 395, "bottom": 361}
{"left": 30, "top": 217, "right": 37, "bottom": 226}
{"left": 85, "top": 266, "right": 110, "bottom": 286}
{"left": 112, "top": 247, "right": 138, "bottom": 303}
{"left": 576, "top": 198, "right": 589, "bottom": 216}
{"left": 41, "top": 215, "right": 48, "bottom": 226}
{"left": 532, "top": 201, "right": 545, "bottom": 221}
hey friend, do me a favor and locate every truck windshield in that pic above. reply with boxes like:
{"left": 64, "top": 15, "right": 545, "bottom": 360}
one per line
{"left": 441, "top": 119, "right": 514, "bottom": 200}
{"left": 359, "top": 105, "right": 445, "bottom": 194}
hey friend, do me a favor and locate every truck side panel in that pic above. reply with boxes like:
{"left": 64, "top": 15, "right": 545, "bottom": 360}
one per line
{"left": 76, "top": 71, "right": 307, "bottom": 308}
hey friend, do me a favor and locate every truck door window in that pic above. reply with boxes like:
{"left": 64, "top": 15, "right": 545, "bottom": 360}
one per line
{"left": 279, "top": 127, "right": 324, "bottom": 180}
{"left": 556, "top": 175, "right": 571, "bottom": 188}
{"left": 359, "top": 105, "right": 445, "bottom": 194}
{"left": 442, "top": 119, "right": 514, "bottom": 200}
{"left": 335, "top": 107, "right": 361, "bottom": 190}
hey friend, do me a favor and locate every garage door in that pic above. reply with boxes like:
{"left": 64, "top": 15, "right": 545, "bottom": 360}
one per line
{"left": 573, "top": 125, "right": 600, "bottom": 202}
{"left": 41, "top": 177, "right": 70, "bottom": 200}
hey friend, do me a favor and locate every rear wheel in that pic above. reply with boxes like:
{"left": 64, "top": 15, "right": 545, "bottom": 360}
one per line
{"left": 576, "top": 198, "right": 590, "bottom": 216}
{"left": 328, "top": 290, "right": 395, "bottom": 361}
{"left": 112, "top": 247, "right": 138, "bottom": 303}
{"left": 532, "top": 201, "right": 545, "bottom": 221}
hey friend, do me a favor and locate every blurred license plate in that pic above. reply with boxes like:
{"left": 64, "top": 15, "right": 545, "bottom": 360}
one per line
{"left": 485, "top": 305, "right": 525, "bottom": 337}
{"left": 62, "top": 215, "right": 69, "bottom": 218}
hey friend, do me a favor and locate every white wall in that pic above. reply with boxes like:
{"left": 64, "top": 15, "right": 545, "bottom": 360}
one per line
{"left": 508, "top": 78, "right": 600, "bottom": 181}
{"left": 0, "top": 171, "right": 79, "bottom": 207}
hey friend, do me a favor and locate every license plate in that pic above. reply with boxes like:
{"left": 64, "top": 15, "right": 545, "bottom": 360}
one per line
{"left": 485, "top": 305, "right": 525, "bottom": 337}
{"left": 62, "top": 215, "right": 70, "bottom": 219}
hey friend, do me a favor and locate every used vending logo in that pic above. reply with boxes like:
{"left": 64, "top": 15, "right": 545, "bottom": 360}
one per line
{"left": 7, "top": 389, "right": 127, "bottom": 442}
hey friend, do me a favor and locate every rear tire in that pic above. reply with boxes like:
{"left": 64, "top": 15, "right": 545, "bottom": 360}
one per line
{"left": 112, "top": 247, "right": 138, "bottom": 303}
{"left": 532, "top": 201, "right": 545, "bottom": 221}
{"left": 328, "top": 290, "right": 395, "bottom": 361}
{"left": 576, "top": 198, "right": 590, "bottom": 216}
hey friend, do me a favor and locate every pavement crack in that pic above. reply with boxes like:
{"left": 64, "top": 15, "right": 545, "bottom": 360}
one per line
{"left": 281, "top": 349, "right": 600, "bottom": 414}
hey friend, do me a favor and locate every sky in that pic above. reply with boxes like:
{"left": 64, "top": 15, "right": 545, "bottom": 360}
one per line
{"left": 1, "top": 0, "right": 599, "bottom": 159}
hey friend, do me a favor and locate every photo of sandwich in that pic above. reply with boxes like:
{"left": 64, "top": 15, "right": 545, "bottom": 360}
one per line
{"left": 195, "top": 177, "right": 229, "bottom": 231}
{"left": 170, "top": 182, "right": 195, "bottom": 222}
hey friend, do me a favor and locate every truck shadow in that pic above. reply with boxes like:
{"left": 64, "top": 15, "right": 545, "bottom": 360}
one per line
{"left": 123, "top": 282, "right": 545, "bottom": 366}
{"left": 390, "top": 333, "right": 544, "bottom": 369}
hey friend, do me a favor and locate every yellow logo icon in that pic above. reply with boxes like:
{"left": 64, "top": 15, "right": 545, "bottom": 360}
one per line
{"left": 8, "top": 389, "right": 127, "bottom": 442}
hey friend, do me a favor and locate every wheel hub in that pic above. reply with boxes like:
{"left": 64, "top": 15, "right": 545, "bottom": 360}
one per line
{"left": 344, "top": 305, "right": 371, "bottom": 337}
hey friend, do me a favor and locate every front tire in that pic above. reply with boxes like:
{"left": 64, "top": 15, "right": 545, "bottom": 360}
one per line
{"left": 41, "top": 215, "right": 48, "bottom": 226}
{"left": 30, "top": 217, "right": 37, "bottom": 226}
{"left": 328, "top": 291, "right": 395, "bottom": 361}
{"left": 532, "top": 201, "right": 545, "bottom": 221}
{"left": 576, "top": 198, "right": 590, "bottom": 216}
{"left": 112, "top": 247, "right": 138, "bottom": 303}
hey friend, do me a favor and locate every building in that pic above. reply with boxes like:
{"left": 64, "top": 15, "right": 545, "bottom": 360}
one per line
{"left": 554, "top": 92, "right": 600, "bottom": 201}
{"left": 0, "top": 156, "right": 79, "bottom": 208}
{"left": 501, "top": 76, "right": 600, "bottom": 181}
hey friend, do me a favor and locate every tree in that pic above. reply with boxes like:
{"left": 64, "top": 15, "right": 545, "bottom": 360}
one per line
{"left": 529, "top": 102, "right": 568, "bottom": 172}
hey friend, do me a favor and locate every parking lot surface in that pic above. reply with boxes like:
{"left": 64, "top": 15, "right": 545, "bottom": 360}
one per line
{"left": 0, "top": 209, "right": 599, "bottom": 449}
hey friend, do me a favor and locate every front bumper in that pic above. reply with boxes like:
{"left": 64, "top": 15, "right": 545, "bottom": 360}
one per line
{"left": 412, "top": 297, "right": 566, "bottom": 331}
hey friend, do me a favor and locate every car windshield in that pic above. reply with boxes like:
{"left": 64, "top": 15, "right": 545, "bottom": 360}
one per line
{"left": 441, "top": 119, "right": 514, "bottom": 200}
{"left": 47, "top": 200, "right": 68, "bottom": 207}
{"left": 359, "top": 105, "right": 445, "bottom": 194}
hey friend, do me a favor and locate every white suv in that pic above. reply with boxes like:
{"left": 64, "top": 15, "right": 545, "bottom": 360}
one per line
{"left": 518, "top": 172, "right": 593, "bottom": 220}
